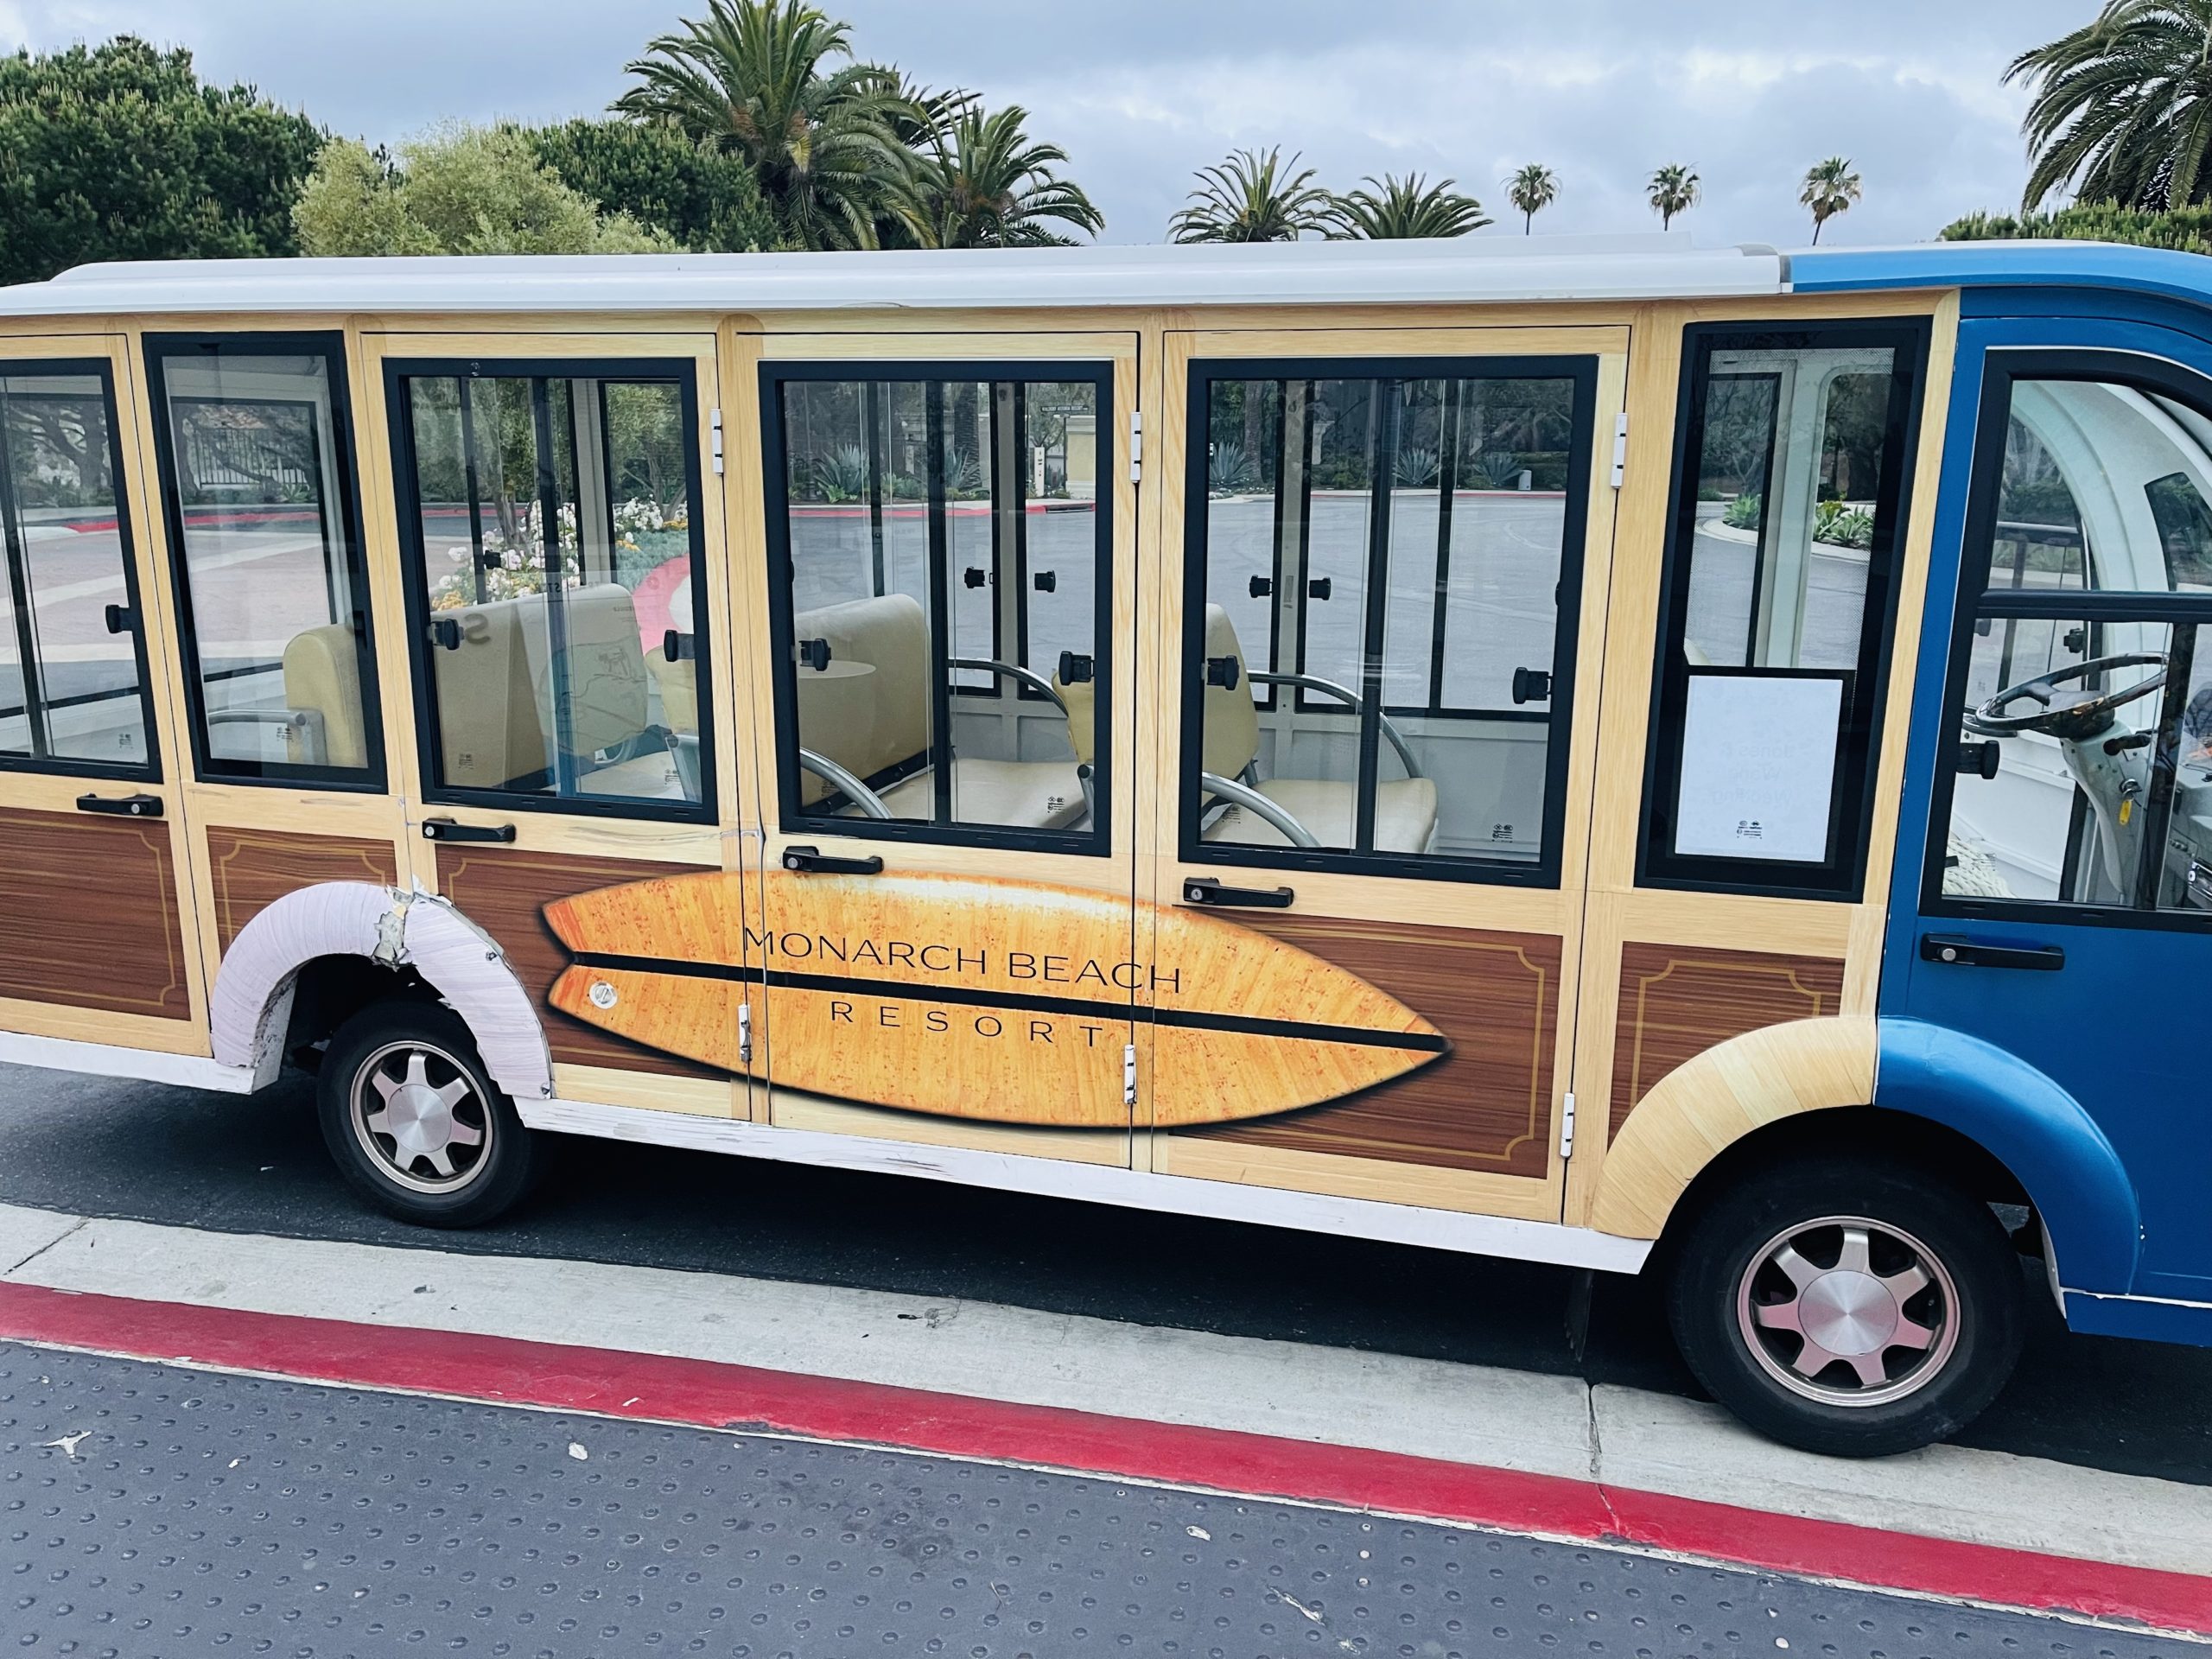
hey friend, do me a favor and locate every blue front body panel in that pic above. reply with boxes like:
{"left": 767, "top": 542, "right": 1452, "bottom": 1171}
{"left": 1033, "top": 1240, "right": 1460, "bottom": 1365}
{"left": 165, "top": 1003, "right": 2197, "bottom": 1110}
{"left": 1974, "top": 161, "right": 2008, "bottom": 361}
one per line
{"left": 1876, "top": 297, "right": 2212, "bottom": 1307}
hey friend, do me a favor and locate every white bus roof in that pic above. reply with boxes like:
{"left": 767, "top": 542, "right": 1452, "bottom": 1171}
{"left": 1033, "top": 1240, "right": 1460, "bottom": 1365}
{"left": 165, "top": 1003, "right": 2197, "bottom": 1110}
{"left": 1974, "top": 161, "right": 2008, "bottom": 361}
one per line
{"left": 0, "top": 235, "right": 1789, "bottom": 316}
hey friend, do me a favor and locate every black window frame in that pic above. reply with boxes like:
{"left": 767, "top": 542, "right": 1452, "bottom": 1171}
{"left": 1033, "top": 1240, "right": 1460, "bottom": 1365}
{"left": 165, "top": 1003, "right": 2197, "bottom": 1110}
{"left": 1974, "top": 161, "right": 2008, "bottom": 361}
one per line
{"left": 1637, "top": 317, "right": 1931, "bottom": 902}
{"left": 0, "top": 356, "right": 162, "bottom": 783}
{"left": 144, "top": 330, "right": 385, "bottom": 791}
{"left": 1921, "top": 346, "right": 2212, "bottom": 936}
{"left": 385, "top": 355, "right": 720, "bottom": 826}
{"left": 1176, "top": 353, "right": 1601, "bottom": 889}
{"left": 760, "top": 358, "right": 1116, "bottom": 858}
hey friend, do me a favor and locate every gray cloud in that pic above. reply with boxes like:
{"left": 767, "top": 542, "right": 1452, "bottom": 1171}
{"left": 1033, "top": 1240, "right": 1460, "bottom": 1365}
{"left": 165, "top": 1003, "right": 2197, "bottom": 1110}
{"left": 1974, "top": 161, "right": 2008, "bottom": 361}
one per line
{"left": 1, "top": 0, "right": 2094, "bottom": 245}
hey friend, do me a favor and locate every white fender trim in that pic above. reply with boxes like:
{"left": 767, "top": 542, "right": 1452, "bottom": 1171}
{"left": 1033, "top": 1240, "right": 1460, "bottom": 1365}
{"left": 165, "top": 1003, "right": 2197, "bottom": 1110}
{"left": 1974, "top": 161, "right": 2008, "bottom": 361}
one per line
{"left": 209, "top": 881, "right": 553, "bottom": 1102}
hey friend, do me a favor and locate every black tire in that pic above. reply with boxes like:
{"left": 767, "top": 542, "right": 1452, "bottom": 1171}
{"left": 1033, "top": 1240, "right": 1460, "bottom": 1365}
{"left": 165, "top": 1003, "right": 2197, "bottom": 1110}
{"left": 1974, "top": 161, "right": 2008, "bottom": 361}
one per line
{"left": 316, "top": 999, "right": 537, "bottom": 1227}
{"left": 1664, "top": 1155, "right": 2025, "bottom": 1457}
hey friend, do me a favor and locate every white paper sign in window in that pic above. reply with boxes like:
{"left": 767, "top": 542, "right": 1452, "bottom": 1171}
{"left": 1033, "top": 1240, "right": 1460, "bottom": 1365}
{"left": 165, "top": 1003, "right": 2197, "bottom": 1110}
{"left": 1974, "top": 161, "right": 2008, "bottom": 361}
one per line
{"left": 1671, "top": 671, "right": 1845, "bottom": 863}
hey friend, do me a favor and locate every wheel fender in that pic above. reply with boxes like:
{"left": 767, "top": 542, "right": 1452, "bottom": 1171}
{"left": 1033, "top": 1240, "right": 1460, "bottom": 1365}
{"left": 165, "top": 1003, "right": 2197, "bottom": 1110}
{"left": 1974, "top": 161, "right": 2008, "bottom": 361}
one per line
{"left": 1875, "top": 1016, "right": 2140, "bottom": 1294}
{"left": 209, "top": 881, "right": 553, "bottom": 1103}
{"left": 1588, "top": 1014, "right": 1876, "bottom": 1241}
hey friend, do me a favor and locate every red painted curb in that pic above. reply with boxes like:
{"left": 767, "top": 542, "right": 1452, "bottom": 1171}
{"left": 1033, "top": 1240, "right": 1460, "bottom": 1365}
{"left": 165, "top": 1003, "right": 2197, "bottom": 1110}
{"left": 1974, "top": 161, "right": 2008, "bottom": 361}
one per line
{"left": 0, "top": 1279, "right": 2203, "bottom": 1635}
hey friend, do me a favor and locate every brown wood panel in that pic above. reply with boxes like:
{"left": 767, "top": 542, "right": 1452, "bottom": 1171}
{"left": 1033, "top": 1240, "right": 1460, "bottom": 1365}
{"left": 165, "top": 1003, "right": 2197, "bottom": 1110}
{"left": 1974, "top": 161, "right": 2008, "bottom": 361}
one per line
{"left": 437, "top": 846, "right": 722, "bottom": 1079}
{"left": 0, "top": 806, "right": 188, "bottom": 1018}
{"left": 1179, "top": 916, "right": 1560, "bottom": 1178}
{"left": 1608, "top": 943, "right": 1846, "bottom": 1136}
{"left": 208, "top": 830, "right": 398, "bottom": 952}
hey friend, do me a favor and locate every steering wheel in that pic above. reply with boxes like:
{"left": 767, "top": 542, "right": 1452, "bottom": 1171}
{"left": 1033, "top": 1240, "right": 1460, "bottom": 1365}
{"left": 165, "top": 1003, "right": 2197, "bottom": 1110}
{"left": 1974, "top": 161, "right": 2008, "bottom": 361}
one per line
{"left": 1965, "top": 652, "right": 2167, "bottom": 740}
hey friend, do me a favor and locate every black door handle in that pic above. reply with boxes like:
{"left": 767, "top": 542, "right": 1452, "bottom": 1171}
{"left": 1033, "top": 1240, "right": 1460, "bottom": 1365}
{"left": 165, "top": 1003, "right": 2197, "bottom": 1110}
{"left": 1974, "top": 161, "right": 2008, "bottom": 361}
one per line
{"left": 1181, "top": 876, "right": 1294, "bottom": 909}
{"left": 421, "top": 817, "right": 516, "bottom": 843}
{"left": 1920, "top": 933, "right": 2065, "bottom": 971}
{"left": 103, "top": 603, "right": 137, "bottom": 635}
{"left": 76, "top": 791, "right": 162, "bottom": 818}
{"left": 782, "top": 843, "right": 884, "bottom": 875}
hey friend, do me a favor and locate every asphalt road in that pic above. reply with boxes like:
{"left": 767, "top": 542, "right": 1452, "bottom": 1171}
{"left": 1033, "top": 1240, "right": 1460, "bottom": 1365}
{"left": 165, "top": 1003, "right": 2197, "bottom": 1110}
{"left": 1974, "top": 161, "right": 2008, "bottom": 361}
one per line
{"left": 2, "top": 1059, "right": 2207, "bottom": 1489}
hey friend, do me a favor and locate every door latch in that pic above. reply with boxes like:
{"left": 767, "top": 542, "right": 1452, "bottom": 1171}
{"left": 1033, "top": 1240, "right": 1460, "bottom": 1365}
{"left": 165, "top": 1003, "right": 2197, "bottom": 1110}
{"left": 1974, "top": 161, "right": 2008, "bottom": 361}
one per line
{"left": 1559, "top": 1090, "right": 1577, "bottom": 1160}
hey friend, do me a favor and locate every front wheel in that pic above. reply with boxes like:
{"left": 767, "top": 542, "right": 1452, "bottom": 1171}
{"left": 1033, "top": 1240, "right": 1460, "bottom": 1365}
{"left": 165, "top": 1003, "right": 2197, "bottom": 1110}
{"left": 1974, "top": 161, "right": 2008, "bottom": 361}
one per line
{"left": 1665, "top": 1156, "right": 2025, "bottom": 1457}
{"left": 317, "top": 999, "right": 538, "bottom": 1227}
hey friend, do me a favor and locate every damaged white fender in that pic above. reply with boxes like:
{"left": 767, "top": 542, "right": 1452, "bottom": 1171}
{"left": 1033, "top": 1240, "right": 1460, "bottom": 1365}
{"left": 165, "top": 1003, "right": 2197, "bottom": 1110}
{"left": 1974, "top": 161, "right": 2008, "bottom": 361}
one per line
{"left": 208, "top": 881, "right": 553, "bottom": 1102}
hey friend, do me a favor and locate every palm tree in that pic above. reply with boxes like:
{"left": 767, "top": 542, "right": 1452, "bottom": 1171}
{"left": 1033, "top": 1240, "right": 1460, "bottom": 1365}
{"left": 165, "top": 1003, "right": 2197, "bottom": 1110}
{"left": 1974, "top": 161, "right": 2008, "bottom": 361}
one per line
{"left": 887, "top": 104, "right": 1103, "bottom": 247}
{"left": 1647, "top": 162, "right": 1700, "bottom": 231}
{"left": 1330, "top": 173, "right": 1490, "bottom": 238}
{"left": 1800, "top": 156, "right": 1862, "bottom": 244}
{"left": 1169, "top": 148, "right": 1335, "bottom": 242}
{"left": 1505, "top": 164, "right": 1559, "bottom": 234}
{"left": 2008, "top": 0, "right": 2212, "bottom": 209}
{"left": 613, "top": 0, "right": 908, "bottom": 250}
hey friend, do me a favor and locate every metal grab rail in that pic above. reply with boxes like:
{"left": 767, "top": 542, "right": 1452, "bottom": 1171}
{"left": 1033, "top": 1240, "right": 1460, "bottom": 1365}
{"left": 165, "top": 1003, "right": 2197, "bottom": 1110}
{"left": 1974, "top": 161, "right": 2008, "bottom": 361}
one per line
{"left": 798, "top": 747, "right": 894, "bottom": 821}
{"left": 1247, "top": 671, "right": 1422, "bottom": 779}
{"left": 947, "top": 657, "right": 1072, "bottom": 717}
{"left": 1198, "top": 770, "right": 1320, "bottom": 848}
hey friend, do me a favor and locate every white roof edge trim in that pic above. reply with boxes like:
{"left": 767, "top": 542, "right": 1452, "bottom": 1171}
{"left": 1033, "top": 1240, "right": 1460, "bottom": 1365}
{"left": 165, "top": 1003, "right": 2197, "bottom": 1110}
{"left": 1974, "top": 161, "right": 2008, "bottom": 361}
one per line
{"left": 0, "top": 239, "right": 1789, "bottom": 318}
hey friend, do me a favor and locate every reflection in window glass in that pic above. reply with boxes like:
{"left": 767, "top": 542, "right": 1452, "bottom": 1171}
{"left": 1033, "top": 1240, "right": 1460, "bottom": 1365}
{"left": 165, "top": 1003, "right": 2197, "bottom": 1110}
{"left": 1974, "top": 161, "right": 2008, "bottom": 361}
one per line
{"left": 0, "top": 372, "right": 152, "bottom": 772}
{"left": 152, "top": 345, "right": 377, "bottom": 781}
{"left": 1185, "top": 365, "right": 1585, "bottom": 869}
{"left": 773, "top": 372, "right": 1105, "bottom": 843}
{"left": 1644, "top": 327, "right": 1920, "bottom": 893}
{"left": 1941, "top": 372, "right": 2212, "bottom": 918}
{"left": 399, "top": 372, "right": 705, "bottom": 809}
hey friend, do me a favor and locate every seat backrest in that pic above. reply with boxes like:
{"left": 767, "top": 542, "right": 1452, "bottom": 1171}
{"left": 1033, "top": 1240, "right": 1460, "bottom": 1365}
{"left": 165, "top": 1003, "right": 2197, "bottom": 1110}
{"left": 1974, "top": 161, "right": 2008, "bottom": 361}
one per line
{"left": 1199, "top": 603, "right": 1261, "bottom": 779}
{"left": 792, "top": 592, "right": 931, "bottom": 786}
{"left": 281, "top": 623, "right": 366, "bottom": 770}
{"left": 431, "top": 584, "right": 647, "bottom": 790}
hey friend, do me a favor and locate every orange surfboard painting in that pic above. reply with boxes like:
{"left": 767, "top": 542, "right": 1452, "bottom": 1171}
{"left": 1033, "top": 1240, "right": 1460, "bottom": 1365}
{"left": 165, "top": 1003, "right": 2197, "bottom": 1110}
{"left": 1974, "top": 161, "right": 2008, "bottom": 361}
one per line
{"left": 543, "top": 868, "right": 1448, "bottom": 1128}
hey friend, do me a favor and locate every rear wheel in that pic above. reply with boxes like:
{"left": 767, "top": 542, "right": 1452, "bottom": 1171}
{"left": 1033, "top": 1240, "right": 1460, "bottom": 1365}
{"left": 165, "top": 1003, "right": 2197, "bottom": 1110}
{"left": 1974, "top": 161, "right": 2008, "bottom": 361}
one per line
{"left": 1665, "top": 1156, "right": 2025, "bottom": 1456}
{"left": 317, "top": 1000, "right": 537, "bottom": 1227}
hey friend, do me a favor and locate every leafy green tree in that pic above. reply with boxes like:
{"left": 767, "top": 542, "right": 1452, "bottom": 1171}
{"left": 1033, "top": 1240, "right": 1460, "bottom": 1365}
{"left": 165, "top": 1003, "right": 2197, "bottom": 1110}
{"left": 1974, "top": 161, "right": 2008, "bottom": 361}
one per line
{"left": 1329, "top": 173, "right": 1489, "bottom": 238}
{"left": 1169, "top": 148, "right": 1334, "bottom": 243}
{"left": 1800, "top": 156, "right": 1862, "bottom": 244}
{"left": 613, "top": 0, "right": 909, "bottom": 250}
{"left": 1505, "top": 163, "right": 1559, "bottom": 233}
{"left": 0, "top": 36, "right": 324, "bottom": 284}
{"left": 1941, "top": 200, "right": 2212, "bottom": 252}
{"left": 528, "top": 118, "right": 780, "bottom": 251}
{"left": 1647, "top": 162, "right": 1700, "bottom": 231}
{"left": 886, "top": 104, "right": 1102, "bottom": 247}
{"left": 294, "top": 124, "right": 672, "bottom": 257}
{"left": 2009, "top": 0, "right": 2212, "bottom": 209}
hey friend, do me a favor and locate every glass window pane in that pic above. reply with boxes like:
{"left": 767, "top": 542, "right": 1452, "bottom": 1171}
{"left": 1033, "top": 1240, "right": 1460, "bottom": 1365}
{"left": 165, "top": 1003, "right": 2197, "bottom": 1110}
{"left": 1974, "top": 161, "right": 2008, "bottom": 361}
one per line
{"left": 154, "top": 344, "right": 376, "bottom": 782}
{"left": 1643, "top": 328, "right": 1920, "bottom": 893}
{"left": 775, "top": 372, "right": 1106, "bottom": 845}
{"left": 0, "top": 372, "right": 152, "bottom": 772}
{"left": 1940, "top": 372, "right": 2212, "bottom": 919}
{"left": 400, "top": 370, "right": 706, "bottom": 810}
{"left": 1188, "top": 365, "right": 1584, "bottom": 871}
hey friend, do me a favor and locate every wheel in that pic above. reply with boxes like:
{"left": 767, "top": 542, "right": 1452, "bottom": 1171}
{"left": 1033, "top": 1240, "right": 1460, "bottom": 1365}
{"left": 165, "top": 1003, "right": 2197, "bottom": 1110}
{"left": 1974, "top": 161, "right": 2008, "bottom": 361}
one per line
{"left": 1664, "top": 1156, "right": 2025, "bottom": 1457}
{"left": 316, "top": 999, "right": 538, "bottom": 1227}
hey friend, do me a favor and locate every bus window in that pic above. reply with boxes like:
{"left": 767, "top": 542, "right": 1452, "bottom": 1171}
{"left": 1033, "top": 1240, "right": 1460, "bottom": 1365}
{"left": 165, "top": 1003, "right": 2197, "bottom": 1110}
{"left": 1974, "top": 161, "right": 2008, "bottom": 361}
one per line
{"left": 765, "top": 368, "right": 1108, "bottom": 849}
{"left": 1179, "top": 359, "right": 1593, "bottom": 879}
{"left": 0, "top": 366, "right": 154, "bottom": 775}
{"left": 1937, "top": 371, "right": 2212, "bottom": 915}
{"left": 146, "top": 337, "right": 380, "bottom": 785}
{"left": 391, "top": 365, "right": 711, "bottom": 815}
{"left": 1639, "top": 322, "right": 1928, "bottom": 898}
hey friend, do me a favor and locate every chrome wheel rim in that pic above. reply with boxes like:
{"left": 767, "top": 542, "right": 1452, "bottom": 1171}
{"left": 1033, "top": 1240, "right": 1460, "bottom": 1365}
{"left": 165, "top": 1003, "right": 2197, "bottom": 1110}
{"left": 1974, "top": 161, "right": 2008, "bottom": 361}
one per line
{"left": 348, "top": 1039, "right": 491, "bottom": 1195}
{"left": 1735, "top": 1215, "right": 1960, "bottom": 1408}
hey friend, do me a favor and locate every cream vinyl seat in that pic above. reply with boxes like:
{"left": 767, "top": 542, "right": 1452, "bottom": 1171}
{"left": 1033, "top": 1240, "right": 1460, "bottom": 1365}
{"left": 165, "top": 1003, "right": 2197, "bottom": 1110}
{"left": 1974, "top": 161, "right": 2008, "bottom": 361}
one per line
{"left": 791, "top": 592, "right": 1087, "bottom": 830}
{"left": 1194, "top": 603, "right": 1438, "bottom": 855}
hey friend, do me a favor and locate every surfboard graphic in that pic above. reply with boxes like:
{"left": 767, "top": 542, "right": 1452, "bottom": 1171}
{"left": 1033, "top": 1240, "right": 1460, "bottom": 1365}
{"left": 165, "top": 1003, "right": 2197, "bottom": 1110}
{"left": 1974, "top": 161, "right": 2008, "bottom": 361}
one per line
{"left": 542, "top": 868, "right": 1447, "bottom": 1128}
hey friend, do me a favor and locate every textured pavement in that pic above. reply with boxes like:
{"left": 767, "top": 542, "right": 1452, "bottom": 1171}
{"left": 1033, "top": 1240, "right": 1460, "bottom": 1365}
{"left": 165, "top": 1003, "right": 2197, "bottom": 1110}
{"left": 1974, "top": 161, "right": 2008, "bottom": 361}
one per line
{"left": 2, "top": 1342, "right": 2197, "bottom": 1659}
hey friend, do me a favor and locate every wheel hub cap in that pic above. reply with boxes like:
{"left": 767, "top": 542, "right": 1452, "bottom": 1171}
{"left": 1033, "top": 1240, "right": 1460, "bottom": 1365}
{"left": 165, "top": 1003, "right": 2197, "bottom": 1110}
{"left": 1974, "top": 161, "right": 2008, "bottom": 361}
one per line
{"left": 1796, "top": 1268, "right": 1899, "bottom": 1357}
{"left": 382, "top": 1078, "right": 458, "bottom": 1160}
{"left": 1735, "top": 1216, "right": 1961, "bottom": 1408}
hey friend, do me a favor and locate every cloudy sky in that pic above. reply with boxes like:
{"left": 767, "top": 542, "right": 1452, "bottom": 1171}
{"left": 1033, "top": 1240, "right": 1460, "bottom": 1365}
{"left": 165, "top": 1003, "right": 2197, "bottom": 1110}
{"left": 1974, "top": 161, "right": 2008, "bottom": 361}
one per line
{"left": 3, "top": 0, "right": 2094, "bottom": 247}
